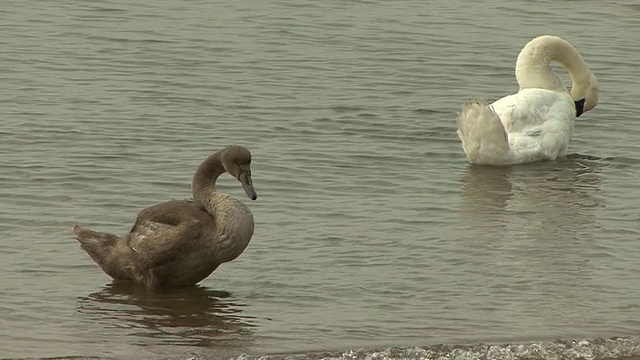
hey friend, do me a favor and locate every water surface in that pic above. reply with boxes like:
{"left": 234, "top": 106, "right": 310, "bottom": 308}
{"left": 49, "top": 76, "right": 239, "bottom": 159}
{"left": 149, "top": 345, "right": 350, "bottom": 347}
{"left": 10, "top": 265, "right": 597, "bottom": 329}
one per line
{"left": 1, "top": 0, "right": 640, "bottom": 359}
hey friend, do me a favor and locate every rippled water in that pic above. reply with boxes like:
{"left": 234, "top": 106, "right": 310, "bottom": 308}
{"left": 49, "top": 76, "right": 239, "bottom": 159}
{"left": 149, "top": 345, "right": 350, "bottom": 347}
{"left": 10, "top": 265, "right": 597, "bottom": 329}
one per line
{"left": 1, "top": 0, "right": 640, "bottom": 359}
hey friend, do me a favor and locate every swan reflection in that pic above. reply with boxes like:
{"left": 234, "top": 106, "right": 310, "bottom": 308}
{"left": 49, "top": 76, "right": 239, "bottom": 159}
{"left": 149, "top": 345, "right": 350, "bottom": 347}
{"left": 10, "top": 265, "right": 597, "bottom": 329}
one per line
{"left": 76, "top": 282, "right": 257, "bottom": 349}
{"left": 457, "top": 154, "right": 610, "bottom": 329}
{"left": 460, "top": 154, "right": 605, "bottom": 235}
{"left": 458, "top": 153, "right": 607, "bottom": 270}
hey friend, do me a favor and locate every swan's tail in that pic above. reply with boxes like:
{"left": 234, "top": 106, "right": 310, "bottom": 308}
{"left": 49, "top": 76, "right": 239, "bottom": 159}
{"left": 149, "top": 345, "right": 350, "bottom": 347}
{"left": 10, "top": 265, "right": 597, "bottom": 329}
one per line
{"left": 456, "top": 99, "right": 509, "bottom": 165}
{"left": 72, "top": 225, "right": 133, "bottom": 280}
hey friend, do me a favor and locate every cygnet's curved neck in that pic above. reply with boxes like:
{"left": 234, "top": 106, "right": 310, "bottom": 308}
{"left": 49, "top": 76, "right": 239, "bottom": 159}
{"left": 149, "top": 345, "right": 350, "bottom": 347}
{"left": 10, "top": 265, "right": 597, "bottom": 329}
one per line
{"left": 515, "top": 36, "right": 592, "bottom": 100}
{"left": 191, "top": 151, "right": 226, "bottom": 207}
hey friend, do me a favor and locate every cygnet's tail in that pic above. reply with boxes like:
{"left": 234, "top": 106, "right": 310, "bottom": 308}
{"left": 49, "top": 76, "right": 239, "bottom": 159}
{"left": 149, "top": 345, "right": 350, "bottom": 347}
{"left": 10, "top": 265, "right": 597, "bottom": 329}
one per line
{"left": 73, "top": 225, "right": 118, "bottom": 249}
{"left": 72, "top": 225, "right": 133, "bottom": 281}
{"left": 456, "top": 99, "right": 509, "bottom": 165}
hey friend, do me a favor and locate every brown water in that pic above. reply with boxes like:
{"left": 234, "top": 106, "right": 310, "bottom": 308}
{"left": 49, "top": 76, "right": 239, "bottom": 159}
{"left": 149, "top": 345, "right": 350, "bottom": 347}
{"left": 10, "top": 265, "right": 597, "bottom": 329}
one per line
{"left": 1, "top": 0, "right": 640, "bottom": 359}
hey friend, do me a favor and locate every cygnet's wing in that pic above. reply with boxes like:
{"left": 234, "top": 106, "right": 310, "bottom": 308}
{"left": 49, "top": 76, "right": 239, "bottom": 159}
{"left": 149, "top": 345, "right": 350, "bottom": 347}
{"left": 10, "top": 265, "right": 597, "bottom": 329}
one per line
{"left": 128, "top": 200, "right": 213, "bottom": 269}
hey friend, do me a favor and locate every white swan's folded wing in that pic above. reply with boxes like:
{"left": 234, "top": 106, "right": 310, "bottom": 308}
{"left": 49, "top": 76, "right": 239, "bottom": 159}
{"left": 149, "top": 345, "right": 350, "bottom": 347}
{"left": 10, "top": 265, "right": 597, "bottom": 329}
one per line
{"left": 492, "top": 89, "right": 574, "bottom": 134}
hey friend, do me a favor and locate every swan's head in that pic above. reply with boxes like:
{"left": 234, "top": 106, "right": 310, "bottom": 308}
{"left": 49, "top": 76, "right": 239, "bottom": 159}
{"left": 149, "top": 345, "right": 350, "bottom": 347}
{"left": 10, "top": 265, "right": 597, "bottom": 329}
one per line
{"left": 572, "top": 72, "right": 599, "bottom": 117}
{"left": 222, "top": 145, "right": 257, "bottom": 201}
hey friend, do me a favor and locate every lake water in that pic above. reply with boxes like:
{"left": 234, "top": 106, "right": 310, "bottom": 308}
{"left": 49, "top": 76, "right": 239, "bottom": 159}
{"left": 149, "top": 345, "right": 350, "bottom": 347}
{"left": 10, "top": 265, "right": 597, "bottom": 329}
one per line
{"left": 1, "top": 0, "right": 640, "bottom": 359}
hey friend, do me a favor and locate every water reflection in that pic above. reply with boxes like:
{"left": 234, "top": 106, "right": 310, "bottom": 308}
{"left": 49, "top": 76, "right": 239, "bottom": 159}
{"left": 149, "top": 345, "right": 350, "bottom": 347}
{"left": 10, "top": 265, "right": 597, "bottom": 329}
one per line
{"left": 458, "top": 154, "right": 609, "bottom": 332}
{"left": 76, "top": 282, "right": 257, "bottom": 350}
{"left": 460, "top": 154, "right": 606, "bottom": 234}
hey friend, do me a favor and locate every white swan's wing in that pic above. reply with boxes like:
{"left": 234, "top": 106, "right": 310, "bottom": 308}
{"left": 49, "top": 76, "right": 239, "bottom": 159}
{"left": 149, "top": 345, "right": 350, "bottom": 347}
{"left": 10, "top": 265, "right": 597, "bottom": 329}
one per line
{"left": 492, "top": 89, "right": 574, "bottom": 134}
{"left": 492, "top": 88, "right": 576, "bottom": 162}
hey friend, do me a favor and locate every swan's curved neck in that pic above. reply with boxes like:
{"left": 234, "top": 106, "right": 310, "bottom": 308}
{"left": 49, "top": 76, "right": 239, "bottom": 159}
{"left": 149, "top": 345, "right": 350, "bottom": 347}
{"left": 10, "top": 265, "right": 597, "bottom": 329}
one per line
{"left": 515, "top": 36, "right": 592, "bottom": 101}
{"left": 191, "top": 151, "right": 226, "bottom": 208}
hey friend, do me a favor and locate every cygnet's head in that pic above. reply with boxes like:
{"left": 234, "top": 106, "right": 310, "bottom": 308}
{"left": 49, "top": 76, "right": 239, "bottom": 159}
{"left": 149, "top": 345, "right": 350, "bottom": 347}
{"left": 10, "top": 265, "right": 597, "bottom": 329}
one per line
{"left": 222, "top": 145, "right": 257, "bottom": 201}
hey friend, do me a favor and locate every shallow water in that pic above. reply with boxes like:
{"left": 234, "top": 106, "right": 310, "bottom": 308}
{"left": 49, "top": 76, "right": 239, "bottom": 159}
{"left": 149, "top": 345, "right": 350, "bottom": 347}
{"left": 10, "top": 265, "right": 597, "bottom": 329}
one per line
{"left": 1, "top": 0, "right": 640, "bottom": 359}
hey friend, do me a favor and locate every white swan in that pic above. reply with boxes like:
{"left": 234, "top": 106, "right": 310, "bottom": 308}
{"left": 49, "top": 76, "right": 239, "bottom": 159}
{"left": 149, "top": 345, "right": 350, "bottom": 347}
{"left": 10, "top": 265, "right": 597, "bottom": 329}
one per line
{"left": 456, "top": 35, "right": 599, "bottom": 166}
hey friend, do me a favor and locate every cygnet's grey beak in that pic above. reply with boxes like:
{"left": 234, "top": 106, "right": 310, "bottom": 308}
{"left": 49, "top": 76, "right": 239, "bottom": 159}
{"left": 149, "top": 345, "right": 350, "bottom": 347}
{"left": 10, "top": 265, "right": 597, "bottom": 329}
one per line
{"left": 238, "top": 171, "right": 257, "bottom": 200}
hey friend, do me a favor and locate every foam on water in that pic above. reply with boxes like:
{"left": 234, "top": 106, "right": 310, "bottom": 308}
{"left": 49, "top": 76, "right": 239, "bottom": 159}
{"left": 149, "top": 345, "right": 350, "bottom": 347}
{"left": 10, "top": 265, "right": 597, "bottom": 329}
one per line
{"left": 19, "top": 337, "right": 640, "bottom": 360}
{"left": 230, "top": 337, "right": 640, "bottom": 360}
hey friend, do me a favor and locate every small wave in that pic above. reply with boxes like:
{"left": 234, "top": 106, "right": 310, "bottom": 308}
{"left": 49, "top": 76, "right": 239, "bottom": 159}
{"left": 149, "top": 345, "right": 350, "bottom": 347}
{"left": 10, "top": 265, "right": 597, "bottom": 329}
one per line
{"left": 231, "top": 337, "right": 640, "bottom": 360}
